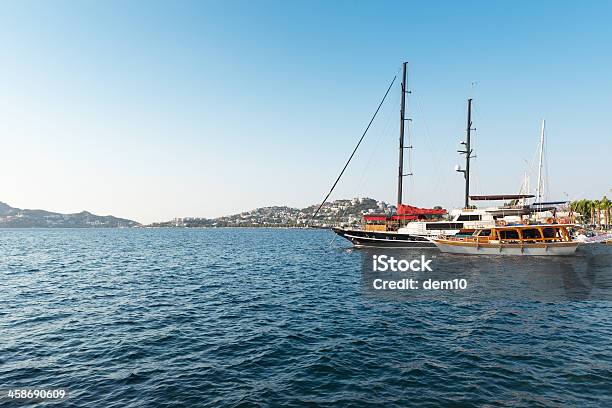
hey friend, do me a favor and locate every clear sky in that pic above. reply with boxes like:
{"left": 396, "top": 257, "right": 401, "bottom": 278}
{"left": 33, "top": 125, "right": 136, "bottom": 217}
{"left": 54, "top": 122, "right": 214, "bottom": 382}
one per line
{"left": 1, "top": 1, "right": 610, "bottom": 223}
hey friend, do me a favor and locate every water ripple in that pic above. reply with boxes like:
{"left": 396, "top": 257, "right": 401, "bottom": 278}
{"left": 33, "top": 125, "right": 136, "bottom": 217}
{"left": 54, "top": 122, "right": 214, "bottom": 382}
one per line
{"left": 0, "top": 228, "right": 611, "bottom": 407}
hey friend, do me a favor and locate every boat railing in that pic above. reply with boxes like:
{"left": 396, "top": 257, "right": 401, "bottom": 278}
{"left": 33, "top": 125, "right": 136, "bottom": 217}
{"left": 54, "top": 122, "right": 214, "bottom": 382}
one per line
{"left": 441, "top": 235, "right": 490, "bottom": 243}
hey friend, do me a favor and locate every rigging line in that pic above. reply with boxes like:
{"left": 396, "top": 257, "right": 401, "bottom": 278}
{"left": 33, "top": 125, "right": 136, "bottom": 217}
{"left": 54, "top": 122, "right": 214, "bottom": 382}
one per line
{"left": 517, "top": 160, "right": 530, "bottom": 194}
{"left": 328, "top": 71, "right": 400, "bottom": 248}
{"left": 407, "top": 116, "right": 416, "bottom": 201}
{"left": 336, "top": 88, "right": 399, "bottom": 225}
{"left": 412, "top": 93, "right": 443, "bottom": 199}
{"left": 330, "top": 69, "right": 402, "bottom": 231}
{"left": 524, "top": 133, "right": 541, "bottom": 197}
{"left": 328, "top": 93, "right": 398, "bottom": 249}
{"left": 359, "top": 84, "right": 399, "bottom": 184}
{"left": 311, "top": 74, "right": 397, "bottom": 222}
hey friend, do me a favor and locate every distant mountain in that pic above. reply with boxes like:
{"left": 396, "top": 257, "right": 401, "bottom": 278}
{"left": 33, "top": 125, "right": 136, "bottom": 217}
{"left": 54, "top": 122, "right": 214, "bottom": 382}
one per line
{"left": 150, "top": 197, "right": 395, "bottom": 228}
{"left": 0, "top": 202, "right": 140, "bottom": 228}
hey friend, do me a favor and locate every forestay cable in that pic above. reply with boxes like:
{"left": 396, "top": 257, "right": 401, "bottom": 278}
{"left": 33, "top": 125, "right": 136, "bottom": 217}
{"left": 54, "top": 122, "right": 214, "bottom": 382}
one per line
{"left": 311, "top": 75, "right": 397, "bottom": 222}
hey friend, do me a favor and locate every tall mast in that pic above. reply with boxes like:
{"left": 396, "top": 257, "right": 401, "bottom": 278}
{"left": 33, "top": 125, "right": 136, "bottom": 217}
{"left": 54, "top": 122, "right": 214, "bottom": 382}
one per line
{"left": 521, "top": 171, "right": 530, "bottom": 206}
{"left": 397, "top": 62, "right": 408, "bottom": 207}
{"left": 458, "top": 99, "right": 474, "bottom": 209}
{"left": 536, "top": 119, "right": 545, "bottom": 204}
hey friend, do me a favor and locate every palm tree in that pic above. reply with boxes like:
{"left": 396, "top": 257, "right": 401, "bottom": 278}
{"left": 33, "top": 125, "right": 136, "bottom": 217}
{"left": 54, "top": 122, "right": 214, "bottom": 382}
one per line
{"left": 582, "top": 199, "right": 591, "bottom": 224}
{"left": 593, "top": 200, "right": 601, "bottom": 228}
{"left": 570, "top": 199, "right": 589, "bottom": 224}
{"left": 581, "top": 199, "right": 590, "bottom": 223}
{"left": 601, "top": 196, "right": 611, "bottom": 229}
{"left": 587, "top": 200, "right": 595, "bottom": 226}
{"left": 569, "top": 200, "right": 577, "bottom": 222}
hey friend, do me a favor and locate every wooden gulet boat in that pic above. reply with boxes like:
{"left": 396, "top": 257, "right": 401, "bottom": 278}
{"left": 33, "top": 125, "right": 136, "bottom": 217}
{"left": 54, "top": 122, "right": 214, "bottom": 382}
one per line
{"left": 432, "top": 223, "right": 579, "bottom": 256}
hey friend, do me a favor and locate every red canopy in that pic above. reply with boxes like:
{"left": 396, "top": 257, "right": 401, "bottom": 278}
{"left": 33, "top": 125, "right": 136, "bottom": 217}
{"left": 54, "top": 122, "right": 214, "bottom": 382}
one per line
{"left": 363, "top": 215, "right": 388, "bottom": 221}
{"left": 397, "top": 204, "right": 446, "bottom": 216}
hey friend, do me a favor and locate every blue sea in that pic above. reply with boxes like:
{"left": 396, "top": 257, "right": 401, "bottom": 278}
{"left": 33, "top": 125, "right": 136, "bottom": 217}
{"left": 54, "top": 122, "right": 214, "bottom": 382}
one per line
{"left": 1, "top": 228, "right": 611, "bottom": 407}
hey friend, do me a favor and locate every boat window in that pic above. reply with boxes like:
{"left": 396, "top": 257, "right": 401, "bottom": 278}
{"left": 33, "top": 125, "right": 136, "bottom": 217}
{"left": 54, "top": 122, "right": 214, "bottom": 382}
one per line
{"left": 425, "top": 222, "right": 463, "bottom": 230}
{"left": 477, "top": 229, "right": 491, "bottom": 236}
{"left": 542, "top": 228, "right": 556, "bottom": 239}
{"left": 457, "top": 214, "right": 482, "bottom": 221}
{"left": 521, "top": 228, "right": 542, "bottom": 239}
{"left": 498, "top": 229, "right": 520, "bottom": 240}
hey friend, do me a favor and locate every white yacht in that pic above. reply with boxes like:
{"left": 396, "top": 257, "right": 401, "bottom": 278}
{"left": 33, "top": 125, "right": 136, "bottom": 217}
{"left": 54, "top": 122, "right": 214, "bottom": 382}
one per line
{"left": 400, "top": 194, "right": 539, "bottom": 238}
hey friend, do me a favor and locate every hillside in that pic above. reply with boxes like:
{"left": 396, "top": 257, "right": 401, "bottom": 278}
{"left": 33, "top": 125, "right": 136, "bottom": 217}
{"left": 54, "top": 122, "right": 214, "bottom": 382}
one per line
{"left": 0, "top": 202, "right": 140, "bottom": 228}
{"left": 150, "top": 198, "right": 395, "bottom": 228}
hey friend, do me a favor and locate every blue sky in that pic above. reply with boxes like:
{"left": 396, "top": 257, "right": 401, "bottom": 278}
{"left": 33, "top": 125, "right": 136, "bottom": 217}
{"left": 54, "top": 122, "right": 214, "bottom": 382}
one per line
{"left": 0, "top": 1, "right": 610, "bottom": 223}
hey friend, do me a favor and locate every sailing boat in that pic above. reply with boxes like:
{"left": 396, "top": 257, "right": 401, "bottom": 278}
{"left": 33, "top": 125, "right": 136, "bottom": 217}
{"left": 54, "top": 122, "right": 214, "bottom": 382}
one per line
{"left": 527, "top": 119, "right": 555, "bottom": 215}
{"left": 331, "top": 62, "right": 446, "bottom": 248}
{"left": 527, "top": 119, "right": 571, "bottom": 222}
{"left": 430, "top": 115, "right": 579, "bottom": 255}
{"left": 329, "top": 70, "right": 553, "bottom": 247}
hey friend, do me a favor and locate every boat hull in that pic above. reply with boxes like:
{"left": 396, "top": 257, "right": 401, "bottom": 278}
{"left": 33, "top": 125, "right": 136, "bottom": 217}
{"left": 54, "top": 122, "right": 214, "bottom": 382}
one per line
{"left": 332, "top": 227, "right": 435, "bottom": 248}
{"left": 432, "top": 239, "right": 579, "bottom": 256}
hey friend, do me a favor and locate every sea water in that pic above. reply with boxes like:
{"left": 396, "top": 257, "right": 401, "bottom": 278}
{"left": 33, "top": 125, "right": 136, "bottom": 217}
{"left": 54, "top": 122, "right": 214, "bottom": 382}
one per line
{"left": 1, "top": 228, "right": 611, "bottom": 406}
